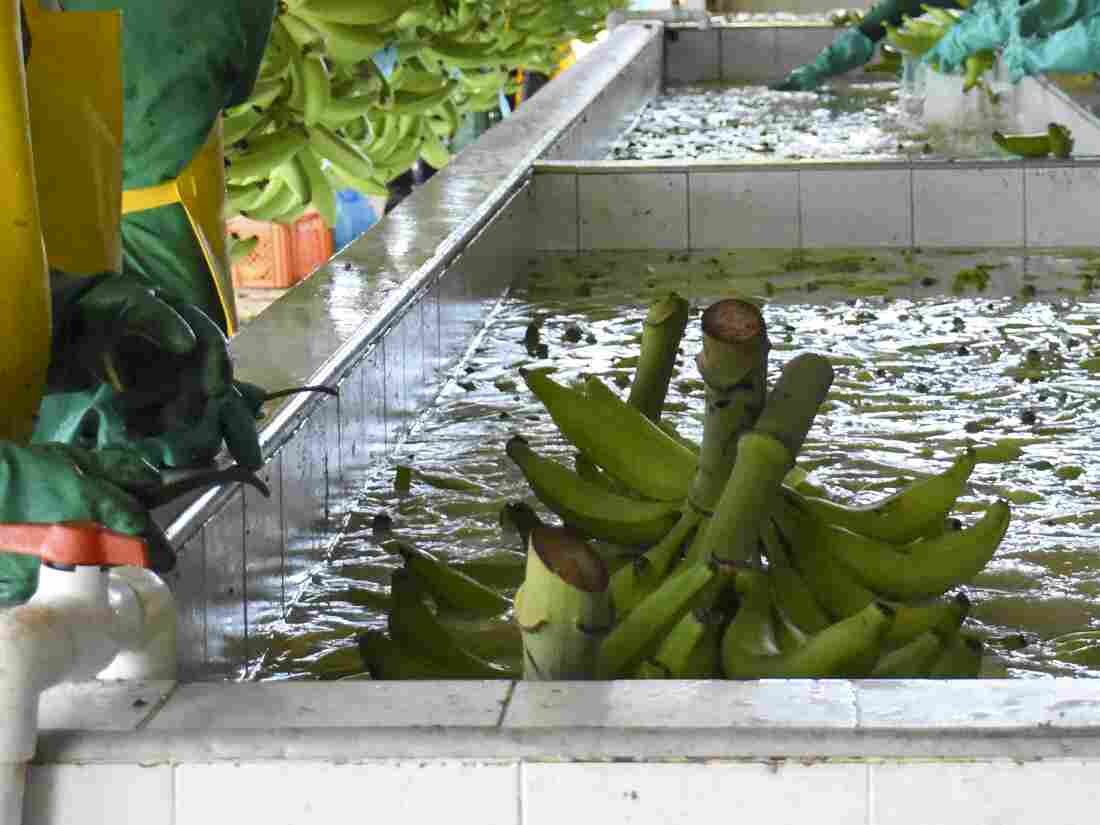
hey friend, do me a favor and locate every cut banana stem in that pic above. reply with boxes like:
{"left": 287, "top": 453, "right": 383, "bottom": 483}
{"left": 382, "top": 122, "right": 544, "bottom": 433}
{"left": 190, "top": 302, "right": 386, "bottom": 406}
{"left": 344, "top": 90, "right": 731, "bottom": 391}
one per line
{"left": 515, "top": 526, "right": 614, "bottom": 680}
{"left": 627, "top": 292, "right": 691, "bottom": 424}
{"left": 688, "top": 298, "right": 770, "bottom": 515}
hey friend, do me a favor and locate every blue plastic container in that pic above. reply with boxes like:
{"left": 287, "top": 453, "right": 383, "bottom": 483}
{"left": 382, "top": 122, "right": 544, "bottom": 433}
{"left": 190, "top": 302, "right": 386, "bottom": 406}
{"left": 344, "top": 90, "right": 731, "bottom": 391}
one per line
{"left": 332, "top": 189, "right": 378, "bottom": 251}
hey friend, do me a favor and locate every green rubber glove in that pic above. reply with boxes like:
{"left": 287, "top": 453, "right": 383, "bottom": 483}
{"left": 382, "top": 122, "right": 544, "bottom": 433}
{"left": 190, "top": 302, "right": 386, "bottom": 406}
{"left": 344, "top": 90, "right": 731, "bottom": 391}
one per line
{"left": 36, "top": 301, "right": 264, "bottom": 471}
{"left": 47, "top": 271, "right": 198, "bottom": 393}
{"left": 1018, "top": 0, "right": 1100, "bottom": 38}
{"left": 922, "top": 0, "right": 1015, "bottom": 73}
{"left": 770, "top": 30, "right": 877, "bottom": 91}
{"left": 0, "top": 444, "right": 165, "bottom": 607}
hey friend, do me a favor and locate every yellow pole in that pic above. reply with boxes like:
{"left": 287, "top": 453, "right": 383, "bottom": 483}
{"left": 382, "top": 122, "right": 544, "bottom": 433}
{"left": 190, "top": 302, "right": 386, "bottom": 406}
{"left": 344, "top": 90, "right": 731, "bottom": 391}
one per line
{"left": 0, "top": 0, "right": 51, "bottom": 444}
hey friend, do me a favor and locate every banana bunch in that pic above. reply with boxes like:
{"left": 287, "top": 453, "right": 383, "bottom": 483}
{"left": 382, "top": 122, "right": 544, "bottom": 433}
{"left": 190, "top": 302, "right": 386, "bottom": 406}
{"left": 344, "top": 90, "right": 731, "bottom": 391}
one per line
{"left": 224, "top": 0, "right": 625, "bottom": 228}
{"left": 358, "top": 295, "right": 1013, "bottom": 681}
{"left": 884, "top": 2, "right": 994, "bottom": 97}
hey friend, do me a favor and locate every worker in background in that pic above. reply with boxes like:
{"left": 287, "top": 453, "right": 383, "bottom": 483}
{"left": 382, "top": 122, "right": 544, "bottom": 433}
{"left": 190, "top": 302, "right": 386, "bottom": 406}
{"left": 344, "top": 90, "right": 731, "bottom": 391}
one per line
{"left": 771, "top": 0, "right": 964, "bottom": 90}
{"left": 923, "top": 0, "right": 1100, "bottom": 79}
{"left": 33, "top": 0, "right": 279, "bottom": 470}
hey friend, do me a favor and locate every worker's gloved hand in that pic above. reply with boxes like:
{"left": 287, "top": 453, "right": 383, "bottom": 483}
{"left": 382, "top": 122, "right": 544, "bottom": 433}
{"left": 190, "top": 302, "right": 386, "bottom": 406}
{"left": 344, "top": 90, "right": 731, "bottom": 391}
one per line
{"left": 1003, "top": 15, "right": 1100, "bottom": 79}
{"left": 0, "top": 443, "right": 170, "bottom": 606}
{"left": 47, "top": 271, "right": 199, "bottom": 393}
{"left": 922, "top": 0, "right": 1013, "bottom": 73}
{"left": 36, "top": 294, "right": 264, "bottom": 471}
{"left": 770, "top": 29, "right": 875, "bottom": 91}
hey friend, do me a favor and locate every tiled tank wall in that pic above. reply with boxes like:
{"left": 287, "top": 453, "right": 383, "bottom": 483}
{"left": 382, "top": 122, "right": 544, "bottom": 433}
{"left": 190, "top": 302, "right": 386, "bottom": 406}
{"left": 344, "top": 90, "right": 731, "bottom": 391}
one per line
{"left": 534, "top": 158, "right": 1100, "bottom": 250}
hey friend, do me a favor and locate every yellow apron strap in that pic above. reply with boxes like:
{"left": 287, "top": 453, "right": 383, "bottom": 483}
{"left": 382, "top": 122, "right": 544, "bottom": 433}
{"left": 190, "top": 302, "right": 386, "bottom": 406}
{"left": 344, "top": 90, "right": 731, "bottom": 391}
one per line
{"left": 121, "top": 117, "right": 238, "bottom": 335}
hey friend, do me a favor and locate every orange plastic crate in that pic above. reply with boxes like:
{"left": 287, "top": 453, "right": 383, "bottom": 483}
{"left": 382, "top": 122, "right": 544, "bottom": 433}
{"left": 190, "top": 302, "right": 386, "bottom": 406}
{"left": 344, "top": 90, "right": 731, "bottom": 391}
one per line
{"left": 228, "top": 216, "right": 296, "bottom": 289}
{"left": 292, "top": 209, "right": 334, "bottom": 280}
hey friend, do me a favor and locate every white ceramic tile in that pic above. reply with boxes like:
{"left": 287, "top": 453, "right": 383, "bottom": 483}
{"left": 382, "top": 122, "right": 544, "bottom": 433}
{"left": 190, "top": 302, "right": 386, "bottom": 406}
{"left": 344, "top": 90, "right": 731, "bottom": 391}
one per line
{"left": 523, "top": 762, "right": 868, "bottom": 825}
{"left": 533, "top": 173, "right": 578, "bottom": 251}
{"left": 914, "top": 167, "right": 1024, "bottom": 247}
{"left": 578, "top": 173, "right": 688, "bottom": 250}
{"left": 38, "top": 681, "right": 174, "bottom": 731}
{"left": 1044, "top": 679, "right": 1100, "bottom": 728}
{"left": 855, "top": 679, "right": 1048, "bottom": 729}
{"left": 775, "top": 28, "right": 842, "bottom": 80}
{"left": 505, "top": 680, "right": 857, "bottom": 729}
{"left": 720, "top": 28, "right": 778, "bottom": 82}
{"left": 175, "top": 761, "right": 519, "bottom": 825}
{"left": 871, "top": 760, "right": 1100, "bottom": 825}
{"left": 25, "top": 764, "right": 173, "bottom": 825}
{"left": 1026, "top": 165, "right": 1100, "bottom": 247}
{"left": 665, "top": 28, "right": 720, "bottom": 85}
{"left": 800, "top": 168, "right": 911, "bottom": 247}
{"left": 147, "top": 682, "right": 510, "bottom": 730}
{"left": 690, "top": 170, "right": 799, "bottom": 248}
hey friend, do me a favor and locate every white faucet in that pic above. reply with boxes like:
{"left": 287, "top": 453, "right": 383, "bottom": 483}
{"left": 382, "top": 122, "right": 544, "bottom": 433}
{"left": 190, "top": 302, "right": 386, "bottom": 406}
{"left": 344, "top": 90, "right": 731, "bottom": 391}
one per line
{"left": 0, "top": 523, "right": 175, "bottom": 824}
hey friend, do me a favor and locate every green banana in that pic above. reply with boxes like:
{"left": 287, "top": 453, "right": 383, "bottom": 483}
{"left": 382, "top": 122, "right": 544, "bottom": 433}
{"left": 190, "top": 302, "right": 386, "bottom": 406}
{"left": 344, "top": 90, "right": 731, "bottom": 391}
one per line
{"left": 418, "top": 127, "right": 451, "bottom": 169}
{"left": 325, "top": 161, "right": 390, "bottom": 197}
{"left": 993, "top": 124, "right": 1074, "bottom": 159}
{"left": 827, "top": 500, "right": 1011, "bottom": 602}
{"left": 308, "top": 123, "right": 378, "bottom": 182}
{"left": 521, "top": 369, "right": 697, "bottom": 502}
{"left": 322, "top": 92, "right": 382, "bottom": 125}
{"left": 242, "top": 180, "right": 303, "bottom": 221}
{"left": 224, "top": 107, "right": 268, "bottom": 146}
{"left": 722, "top": 569, "right": 895, "bottom": 679}
{"left": 597, "top": 559, "right": 731, "bottom": 679}
{"left": 270, "top": 154, "right": 312, "bottom": 205}
{"left": 393, "top": 542, "right": 512, "bottom": 616}
{"left": 226, "top": 182, "right": 269, "bottom": 213}
{"left": 387, "top": 569, "right": 516, "bottom": 678}
{"left": 278, "top": 12, "right": 324, "bottom": 52}
{"left": 609, "top": 510, "right": 701, "bottom": 617}
{"left": 789, "top": 448, "right": 977, "bottom": 545}
{"left": 228, "top": 234, "right": 260, "bottom": 264}
{"left": 636, "top": 607, "right": 721, "bottom": 679}
{"left": 297, "top": 147, "right": 338, "bottom": 228}
{"left": 505, "top": 436, "right": 681, "bottom": 546}
{"left": 301, "top": 53, "right": 332, "bottom": 126}
{"left": 870, "top": 630, "right": 948, "bottom": 677}
{"left": 294, "top": 13, "right": 388, "bottom": 62}
{"left": 358, "top": 628, "right": 451, "bottom": 679}
{"left": 243, "top": 76, "right": 290, "bottom": 111}
{"left": 763, "top": 518, "right": 830, "bottom": 634}
{"left": 291, "top": 0, "right": 418, "bottom": 26}
{"left": 225, "top": 128, "right": 309, "bottom": 183}
{"left": 929, "top": 634, "right": 984, "bottom": 678}
{"left": 883, "top": 591, "right": 969, "bottom": 650}
{"left": 384, "top": 81, "right": 458, "bottom": 115}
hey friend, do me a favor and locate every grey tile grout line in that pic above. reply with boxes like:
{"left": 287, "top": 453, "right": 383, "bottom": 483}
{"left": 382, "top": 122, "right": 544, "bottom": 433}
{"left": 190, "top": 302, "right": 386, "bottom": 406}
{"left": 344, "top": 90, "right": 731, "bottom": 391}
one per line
{"left": 240, "top": 489, "right": 248, "bottom": 666}
{"left": 716, "top": 27, "right": 723, "bottom": 83}
{"left": 908, "top": 166, "right": 916, "bottom": 249}
{"left": 1021, "top": 166, "right": 1029, "bottom": 248}
{"left": 278, "top": 444, "right": 287, "bottom": 616}
{"left": 495, "top": 681, "right": 517, "bottom": 728}
{"left": 685, "top": 171, "right": 692, "bottom": 250}
{"left": 865, "top": 762, "right": 875, "bottom": 825}
{"left": 574, "top": 173, "right": 582, "bottom": 253}
{"left": 517, "top": 759, "right": 526, "bottom": 825}
{"left": 795, "top": 169, "right": 804, "bottom": 249}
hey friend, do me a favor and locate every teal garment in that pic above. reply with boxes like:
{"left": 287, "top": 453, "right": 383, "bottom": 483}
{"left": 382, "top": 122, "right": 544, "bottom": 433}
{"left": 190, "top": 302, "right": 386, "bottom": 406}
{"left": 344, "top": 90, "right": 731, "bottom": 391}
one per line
{"left": 0, "top": 444, "right": 156, "bottom": 607}
{"left": 771, "top": 30, "right": 876, "bottom": 90}
{"left": 63, "top": 0, "right": 277, "bottom": 329}
{"left": 1004, "top": 15, "right": 1100, "bottom": 78}
{"left": 925, "top": 0, "right": 1100, "bottom": 73}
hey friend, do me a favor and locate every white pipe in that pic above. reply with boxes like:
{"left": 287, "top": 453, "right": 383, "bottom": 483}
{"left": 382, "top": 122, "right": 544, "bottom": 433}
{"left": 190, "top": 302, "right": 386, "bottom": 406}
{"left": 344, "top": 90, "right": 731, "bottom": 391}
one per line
{"left": 0, "top": 564, "right": 177, "bottom": 825}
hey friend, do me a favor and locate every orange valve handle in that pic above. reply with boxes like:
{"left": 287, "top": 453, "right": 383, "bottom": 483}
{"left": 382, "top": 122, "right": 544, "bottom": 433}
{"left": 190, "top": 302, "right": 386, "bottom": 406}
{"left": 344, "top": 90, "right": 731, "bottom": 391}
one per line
{"left": 0, "top": 522, "right": 149, "bottom": 568}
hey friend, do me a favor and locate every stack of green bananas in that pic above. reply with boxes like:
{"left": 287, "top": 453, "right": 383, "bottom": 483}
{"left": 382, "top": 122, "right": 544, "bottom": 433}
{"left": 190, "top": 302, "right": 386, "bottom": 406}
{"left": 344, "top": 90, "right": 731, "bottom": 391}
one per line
{"left": 358, "top": 297, "right": 1014, "bottom": 681}
{"left": 224, "top": 0, "right": 625, "bottom": 227}
{"left": 884, "top": 1, "right": 995, "bottom": 95}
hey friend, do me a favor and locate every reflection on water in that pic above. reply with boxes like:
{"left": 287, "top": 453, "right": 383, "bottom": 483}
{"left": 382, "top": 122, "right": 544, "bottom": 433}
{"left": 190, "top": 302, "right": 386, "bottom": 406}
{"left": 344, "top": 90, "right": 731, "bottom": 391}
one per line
{"left": 249, "top": 247, "right": 1100, "bottom": 681}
